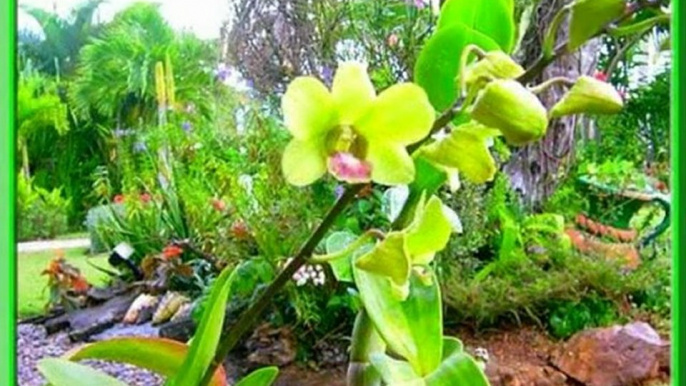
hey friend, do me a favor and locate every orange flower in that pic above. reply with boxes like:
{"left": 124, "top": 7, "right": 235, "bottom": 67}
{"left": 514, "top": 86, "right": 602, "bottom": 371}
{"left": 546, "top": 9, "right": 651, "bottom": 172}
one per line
{"left": 211, "top": 198, "right": 227, "bottom": 212}
{"left": 71, "top": 275, "right": 90, "bottom": 293}
{"left": 231, "top": 220, "right": 250, "bottom": 240}
{"left": 162, "top": 245, "right": 184, "bottom": 260}
{"left": 114, "top": 194, "right": 125, "bottom": 204}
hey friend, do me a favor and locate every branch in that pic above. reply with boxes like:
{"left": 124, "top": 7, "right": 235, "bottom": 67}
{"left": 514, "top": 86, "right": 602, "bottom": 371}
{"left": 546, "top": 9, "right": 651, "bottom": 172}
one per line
{"left": 199, "top": 184, "right": 364, "bottom": 386}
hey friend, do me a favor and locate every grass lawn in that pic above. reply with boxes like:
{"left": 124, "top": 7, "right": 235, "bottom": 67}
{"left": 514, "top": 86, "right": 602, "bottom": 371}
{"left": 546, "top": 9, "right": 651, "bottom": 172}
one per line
{"left": 54, "top": 231, "right": 90, "bottom": 240}
{"left": 17, "top": 247, "right": 110, "bottom": 319}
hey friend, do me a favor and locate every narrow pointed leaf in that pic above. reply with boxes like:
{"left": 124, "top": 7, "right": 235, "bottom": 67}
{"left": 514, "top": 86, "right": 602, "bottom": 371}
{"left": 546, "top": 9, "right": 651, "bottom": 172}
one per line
{"left": 38, "top": 358, "right": 130, "bottom": 386}
{"left": 234, "top": 367, "right": 279, "bottom": 386}
{"left": 168, "top": 266, "right": 238, "bottom": 386}
{"left": 64, "top": 337, "right": 227, "bottom": 386}
{"left": 369, "top": 353, "right": 423, "bottom": 385}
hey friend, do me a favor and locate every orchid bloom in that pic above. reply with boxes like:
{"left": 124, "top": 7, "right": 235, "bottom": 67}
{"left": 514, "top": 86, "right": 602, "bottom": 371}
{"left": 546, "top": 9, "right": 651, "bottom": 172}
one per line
{"left": 281, "top": 62, "right": 434, "bottom": 186}
{"left": 355, "top": 195, "right": 452, "bottom": 299}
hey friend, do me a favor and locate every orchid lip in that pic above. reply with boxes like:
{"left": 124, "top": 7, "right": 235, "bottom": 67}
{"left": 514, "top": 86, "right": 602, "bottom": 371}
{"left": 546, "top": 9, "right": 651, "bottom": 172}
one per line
{"left": 328, "top": 152, "right": 372, "bottom": 183}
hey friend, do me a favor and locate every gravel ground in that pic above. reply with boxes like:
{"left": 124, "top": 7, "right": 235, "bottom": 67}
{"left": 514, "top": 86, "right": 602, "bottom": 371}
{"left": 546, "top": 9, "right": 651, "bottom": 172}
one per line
{"left": 17, "top": 324, "right": 163, "bottom": 386}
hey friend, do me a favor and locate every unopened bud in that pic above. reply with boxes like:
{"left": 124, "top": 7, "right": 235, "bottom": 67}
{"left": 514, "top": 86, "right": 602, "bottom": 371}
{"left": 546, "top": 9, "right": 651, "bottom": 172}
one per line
{"left": 469, "top": 80, "right": 548, "bottom": 146}
{"left": 463, "top": 51, "right": 525, "bottom": 91}
{"left": 550, "top": 75, "right": 624, "bottom": 118}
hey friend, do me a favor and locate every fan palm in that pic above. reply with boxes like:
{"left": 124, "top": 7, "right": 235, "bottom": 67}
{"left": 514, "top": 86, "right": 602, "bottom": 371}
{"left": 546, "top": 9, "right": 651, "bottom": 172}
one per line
{"left": 19, "top": 0, "right": 105, "bottom": 76}
{"left": 69, "top": 2, "right": 217, "bottom": 127}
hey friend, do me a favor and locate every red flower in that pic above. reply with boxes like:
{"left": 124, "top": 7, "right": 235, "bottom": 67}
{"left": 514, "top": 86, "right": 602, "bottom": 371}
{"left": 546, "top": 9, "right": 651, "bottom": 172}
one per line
{"left": 231, "top": 220, "right": 250, "bottom": 240}
{"left": 140, "top": 193, "right": 152, "bottom": 203}
{"left": 71, "top": 276, "right": 90, "bottom": 293}
{"left": 162, "top": 245, "right": 184, "bottom": 260}
{"left": 593, "top": 71, "right": 608, "bottom": 82}
{"left": 211, "top": 198, "right": 227, "bottom": 212}
{"left": 114, "top": 194, "right": 125, "bottom": 204}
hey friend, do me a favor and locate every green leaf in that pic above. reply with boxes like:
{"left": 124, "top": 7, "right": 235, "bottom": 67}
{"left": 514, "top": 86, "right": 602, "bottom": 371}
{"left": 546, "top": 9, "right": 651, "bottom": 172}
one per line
{"left": 415, "top": 24, "right": 500, "bottom": 112}
{"left": 437, "top": 0, "right": 516, "bottom": 52}
{"left": 167, "top": 266, "right": 238, "bottom": 386}
{"left": 354, "top": 268, "right": 443, "bottom": 376}
{"left": 369, "top": 337, "right": 485, "bottom": 386}
{"left": 234, "top": 367, "right": 279, "bottom": 386}
{"left": 38, "top": 358, "right": 130, "bottom": 386}
{"left": 393, "top": 156, "right": 447, "bottom": 228}
{"left": 369, "top": 353, "right": 423, "bottom": 385}
{"left": 64, "top": 337, "right": 227, "bottom": 386}
{"left": 425, "top": 343, "right": 489, "bottom": 386}
{"left": 569, "top": 0, "right": 626, "bottom": 51}
{"left": 609, "top": 14, "right": 669, "bottom": 37}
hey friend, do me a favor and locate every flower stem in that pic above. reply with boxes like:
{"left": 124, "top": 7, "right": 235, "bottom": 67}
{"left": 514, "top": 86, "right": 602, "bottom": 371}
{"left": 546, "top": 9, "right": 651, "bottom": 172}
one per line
{"left": 198, "top": 184, "right": 364, "bottom": 386}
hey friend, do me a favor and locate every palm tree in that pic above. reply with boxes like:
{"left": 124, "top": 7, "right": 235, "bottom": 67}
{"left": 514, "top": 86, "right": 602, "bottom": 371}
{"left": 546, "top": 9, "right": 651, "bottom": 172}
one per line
{"left": 69, "top": 2, "right": 217, "bottom": 127}
{"left": 19, "top": 0, "right": 105, "bottom": 77}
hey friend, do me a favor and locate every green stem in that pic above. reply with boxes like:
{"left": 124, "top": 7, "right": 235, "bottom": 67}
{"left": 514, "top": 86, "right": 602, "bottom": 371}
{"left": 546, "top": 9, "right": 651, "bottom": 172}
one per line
{"left": 310, "top": 229, "right": 384, "bottom": 263}
{"left": 346, "top": 310, "right": 385, "bottom": 386}
{"left": 528, "top": 76, "right": 574, "bottom": 95}
{"left": 198, "top": 184, "right": 364, "bottom": 386}
{"left": 542, "top": 5, "right": 570, "bottom": 60}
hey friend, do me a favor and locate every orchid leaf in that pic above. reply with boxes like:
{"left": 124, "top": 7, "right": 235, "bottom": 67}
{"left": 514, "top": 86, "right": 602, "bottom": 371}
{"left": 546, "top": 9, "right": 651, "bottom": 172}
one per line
{"left": 167, "top": 266, "right": 238, "bottom": 386}
{"left": 234, "top": 367, "right": 279, "bottom": 386}
{"left": 38, "top": 358, "right": 130, "bottom": 386}
{"left": 64, "top": 337, "right": 227, "bottom": 386}
{"left": 415, "top": 24, "right": 500, "bottom": 112}
{"left": 437, "top": 0, "right": 516, "bottom": 52}
{"left": 353, "top": 268, "right": 443, "bottom": 376}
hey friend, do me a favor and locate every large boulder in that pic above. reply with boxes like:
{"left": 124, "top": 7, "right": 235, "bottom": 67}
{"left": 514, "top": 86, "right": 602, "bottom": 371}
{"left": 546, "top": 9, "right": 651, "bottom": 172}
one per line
{"left": 552, "top": 322, "right": 670, "bottom": 386}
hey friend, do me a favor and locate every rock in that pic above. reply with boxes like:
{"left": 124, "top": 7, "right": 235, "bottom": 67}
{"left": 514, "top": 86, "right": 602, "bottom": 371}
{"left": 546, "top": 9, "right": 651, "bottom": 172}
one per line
{"left": 552, "top": 322, "right": 669, "bottom": 386}
{"left": 159, "top": 317, "right": 196, "bottom": 342}
{"left": 90, "top": 322, "right": 160, "bottom": 341}
{"left": 245, "top": 324, "right": 296, "bottom": 367}
{"left": 44, "top": 291, "right": 139, "bottom": 341}
{"left": 123, "top": 294, "right": 159, "bottom": 324}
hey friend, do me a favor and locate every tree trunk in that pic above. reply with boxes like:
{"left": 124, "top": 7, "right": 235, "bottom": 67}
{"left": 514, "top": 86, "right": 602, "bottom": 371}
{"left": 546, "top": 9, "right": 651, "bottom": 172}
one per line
{"left": 505, "top": 0, "right": 599, "bottom": 208}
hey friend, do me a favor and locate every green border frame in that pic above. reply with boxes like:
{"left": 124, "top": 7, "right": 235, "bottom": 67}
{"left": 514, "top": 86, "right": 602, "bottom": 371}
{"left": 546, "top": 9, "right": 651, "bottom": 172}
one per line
{"left": 0, "top": 1, "right": 683, "bottom": 386}
{"left": 673, "top": 0, "right": 683, "bottom": 384}
{"left": 1, "top": 0, "right": 16, "bottom": 385}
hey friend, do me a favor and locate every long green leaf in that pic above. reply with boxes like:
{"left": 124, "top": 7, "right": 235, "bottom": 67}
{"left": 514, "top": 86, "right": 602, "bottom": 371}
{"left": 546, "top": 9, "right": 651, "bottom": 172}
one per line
{"left": 167, "top": 266, "right": 238, "bottom": 386}
{"left": 415, "top": 24, "right": 500, "bottom": 112}
{"left": 234, "top": 367, "right": 279, "bottom": 386}
{"left": 354, "top": 268, "right": 443, "bottom": 377}
{"left": 425, "top": 341, "right": 489, "bottom": 386}
{"left": 38, "top": 358, "right": 130, "bottom": 386}
{"left": 64, "top": 337, "right": 227, "bottom": 386}
{"left": 437, "top": 0, "right": 516, "bottom": 52}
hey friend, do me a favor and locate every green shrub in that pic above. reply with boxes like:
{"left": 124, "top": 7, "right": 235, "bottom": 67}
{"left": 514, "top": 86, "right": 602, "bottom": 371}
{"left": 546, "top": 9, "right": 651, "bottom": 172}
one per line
{"left": 17, "top": 174, "right": 71, "bottom": 241}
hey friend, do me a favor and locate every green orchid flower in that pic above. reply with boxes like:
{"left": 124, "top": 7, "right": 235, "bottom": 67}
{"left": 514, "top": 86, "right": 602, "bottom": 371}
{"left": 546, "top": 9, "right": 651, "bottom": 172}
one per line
{"left": 281, "top": 62, "right": 435, "bottom": 186}
{"left": 420, "top": 122, "right": 501, "bottom": 185}
{"left": 355, "top": 194, "right": 452, "bottom": 299}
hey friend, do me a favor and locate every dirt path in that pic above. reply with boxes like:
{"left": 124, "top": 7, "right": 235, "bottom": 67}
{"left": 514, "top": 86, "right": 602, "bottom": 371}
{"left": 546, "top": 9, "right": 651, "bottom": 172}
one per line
{"left": 18, "top": 238, "right": 91, "bottom": 254}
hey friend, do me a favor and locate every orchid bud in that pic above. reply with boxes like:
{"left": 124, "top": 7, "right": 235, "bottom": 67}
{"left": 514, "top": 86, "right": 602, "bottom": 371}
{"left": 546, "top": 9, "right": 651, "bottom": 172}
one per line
{"left": 550, "top": 75, "right": 624, "bottom": 118}
{"left": 469, "top": 79, "right": 549, "bottom": 146}
{"left": 462, "top": 51, "right": 525, "bottom": 91}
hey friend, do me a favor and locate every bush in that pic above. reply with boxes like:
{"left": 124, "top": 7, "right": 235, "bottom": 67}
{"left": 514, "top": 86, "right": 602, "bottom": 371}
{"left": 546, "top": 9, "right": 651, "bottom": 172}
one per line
{"left": 84, "top": 204, "right": 124, "bottom": 254}
{"left": 17, "top": 174, "right": 71, "bottom": 241}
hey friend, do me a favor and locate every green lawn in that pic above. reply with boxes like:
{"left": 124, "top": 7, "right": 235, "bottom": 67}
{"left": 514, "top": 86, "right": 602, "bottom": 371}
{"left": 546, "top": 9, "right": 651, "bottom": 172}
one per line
{"left": 17, "top": 247, "right": 110, "bottom": 319}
